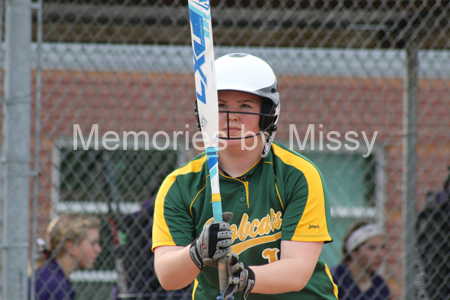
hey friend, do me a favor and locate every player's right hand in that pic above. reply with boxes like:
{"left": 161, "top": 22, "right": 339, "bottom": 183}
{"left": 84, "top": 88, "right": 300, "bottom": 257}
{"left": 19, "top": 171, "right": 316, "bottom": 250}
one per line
{"left": 189, "top": 212, "right": 233, "bottom": 270}
{"left": 223, "top": 252, "right": 255, "bottom": 300}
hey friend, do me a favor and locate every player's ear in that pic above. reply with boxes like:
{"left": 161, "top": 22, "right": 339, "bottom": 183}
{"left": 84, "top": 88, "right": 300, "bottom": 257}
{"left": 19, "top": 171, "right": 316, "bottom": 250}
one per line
{"left": 65, "top": 240, "right": 79, "bottom": 257}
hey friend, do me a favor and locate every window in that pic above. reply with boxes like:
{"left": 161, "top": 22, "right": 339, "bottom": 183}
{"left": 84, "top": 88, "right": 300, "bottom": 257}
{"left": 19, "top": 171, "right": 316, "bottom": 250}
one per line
{"left": 285, "top": 144, "right": 385, "bottom": 267}
{"left": 52, "top": 140, "right": 184, "bottom": 286}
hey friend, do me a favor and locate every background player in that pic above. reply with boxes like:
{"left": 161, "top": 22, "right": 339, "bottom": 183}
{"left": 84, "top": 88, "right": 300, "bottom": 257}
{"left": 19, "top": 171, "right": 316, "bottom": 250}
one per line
{"left": 29, "top": 214, "right": 102, "bottom": 300}
{"left": 152, "top": 53, "right": 338, "bottom": 300}
{"left": 330, "top": 219, "right": 391, "bottom": 300}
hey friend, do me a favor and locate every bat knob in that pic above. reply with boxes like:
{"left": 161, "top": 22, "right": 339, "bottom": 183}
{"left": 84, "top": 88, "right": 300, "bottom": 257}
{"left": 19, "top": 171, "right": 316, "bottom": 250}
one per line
{"left": 217, "top": 296, "right": 234, "bottom": 300}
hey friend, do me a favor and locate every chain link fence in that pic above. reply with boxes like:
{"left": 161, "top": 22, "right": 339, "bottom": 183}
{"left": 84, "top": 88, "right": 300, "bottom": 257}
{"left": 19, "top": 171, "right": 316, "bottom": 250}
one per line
{"left": 1, "top": 1, "right": 449, "bottom": 299}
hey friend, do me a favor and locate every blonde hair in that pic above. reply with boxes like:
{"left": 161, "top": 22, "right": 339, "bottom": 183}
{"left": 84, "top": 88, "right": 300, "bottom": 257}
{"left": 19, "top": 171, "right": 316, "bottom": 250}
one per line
{"left": 31, "top": 214, "right": 101, "bottom": 274}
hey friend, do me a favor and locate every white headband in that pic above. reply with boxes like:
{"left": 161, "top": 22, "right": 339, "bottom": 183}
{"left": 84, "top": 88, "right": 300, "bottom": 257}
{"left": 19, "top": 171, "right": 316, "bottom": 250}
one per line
{"left": 345, "top": 224, "right": 383, "bottom": 253}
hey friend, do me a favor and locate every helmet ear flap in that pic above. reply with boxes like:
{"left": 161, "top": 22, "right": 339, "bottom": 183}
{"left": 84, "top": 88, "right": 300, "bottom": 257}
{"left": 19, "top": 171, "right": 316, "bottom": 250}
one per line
{"left": 259, "top": 98, "right": 276, "bottom": 132}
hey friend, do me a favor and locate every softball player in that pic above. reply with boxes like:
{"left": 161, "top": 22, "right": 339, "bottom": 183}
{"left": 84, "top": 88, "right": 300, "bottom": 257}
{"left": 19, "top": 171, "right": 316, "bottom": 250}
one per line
{"left": 330, "top": 220, "right": 390, "bottom": 300}
{"left": 30, "top": 214, "right": 101, "bottom": 300}
{"left": 152, "top": 53, "right": 338, "bottom": 300}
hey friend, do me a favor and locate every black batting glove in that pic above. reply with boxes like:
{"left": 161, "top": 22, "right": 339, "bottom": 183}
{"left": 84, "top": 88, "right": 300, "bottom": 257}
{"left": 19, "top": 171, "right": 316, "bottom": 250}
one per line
{"left": 189, "top": 212, "right": 233, "bottom": 270}
{"left": 223, "top": 252, "right": 255, "bottom": 300}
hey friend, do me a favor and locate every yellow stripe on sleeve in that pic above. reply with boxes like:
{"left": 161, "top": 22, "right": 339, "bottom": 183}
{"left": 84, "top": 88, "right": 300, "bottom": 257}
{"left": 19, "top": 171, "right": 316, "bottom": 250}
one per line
{"left": 152, "top": 156, "right": 207, "bottom": 251}
{"left": 272, "top": 144, "right": 332, "bottom": 242}
{"left": 152, "top": 183, "right": 176, "bottom": 251}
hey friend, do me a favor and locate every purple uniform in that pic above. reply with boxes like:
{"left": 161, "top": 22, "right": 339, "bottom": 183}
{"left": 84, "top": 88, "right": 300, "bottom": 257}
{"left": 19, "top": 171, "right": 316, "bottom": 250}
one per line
{"left": 331, "top": 262, "right": 391, "bottom": 300}
{"left": 33, "top": 258, "right": 75, "bottom": 300}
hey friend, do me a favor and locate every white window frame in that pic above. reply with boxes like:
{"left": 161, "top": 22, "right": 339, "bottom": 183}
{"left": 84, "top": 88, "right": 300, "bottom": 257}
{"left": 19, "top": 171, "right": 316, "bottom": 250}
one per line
{"left": 52, "top": 137, "right": 191, "bottom": 282}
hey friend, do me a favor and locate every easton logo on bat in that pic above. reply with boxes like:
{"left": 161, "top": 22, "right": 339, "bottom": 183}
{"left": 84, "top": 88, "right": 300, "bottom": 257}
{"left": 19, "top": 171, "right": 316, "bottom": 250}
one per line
{"left": 189, "top": 1, "right": 211, "bottom": 104}
{"left": 199, "top": 115, "right": 208, "bottom": 129}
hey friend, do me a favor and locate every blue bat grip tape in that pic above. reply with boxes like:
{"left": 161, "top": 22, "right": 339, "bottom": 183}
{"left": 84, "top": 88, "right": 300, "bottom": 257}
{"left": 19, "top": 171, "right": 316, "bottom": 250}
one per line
{"left": 212, "top": 202, "right": 223, "bottom": 222}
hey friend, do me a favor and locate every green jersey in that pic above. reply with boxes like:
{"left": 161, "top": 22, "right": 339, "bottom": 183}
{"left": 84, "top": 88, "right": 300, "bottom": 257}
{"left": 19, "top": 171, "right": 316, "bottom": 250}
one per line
{"left": 152, "top": 142, "right": 338, "bottom": 299}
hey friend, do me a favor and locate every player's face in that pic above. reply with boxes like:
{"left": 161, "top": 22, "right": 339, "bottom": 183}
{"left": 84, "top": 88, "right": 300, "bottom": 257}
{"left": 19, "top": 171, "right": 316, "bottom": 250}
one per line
{"left": 218, "top": 91, "right": 262, "bottom": 142}
{"left": 353, "top": 235, "right": 385, "bottom": 273}
{"left": 74, "top": 228, "right": 102, "bottom": 270}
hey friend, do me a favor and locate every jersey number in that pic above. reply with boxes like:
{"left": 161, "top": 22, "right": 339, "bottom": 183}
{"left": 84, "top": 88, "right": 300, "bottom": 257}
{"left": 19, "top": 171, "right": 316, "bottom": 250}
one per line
{"left": 262, "top": 248, "right": 280, "bottom": 263}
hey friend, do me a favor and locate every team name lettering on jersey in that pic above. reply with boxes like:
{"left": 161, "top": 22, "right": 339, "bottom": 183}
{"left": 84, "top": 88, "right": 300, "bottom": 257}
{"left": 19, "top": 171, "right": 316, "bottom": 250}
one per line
{"left": 229, "top": 209, "right": 282, "bottom": 243}
{"left": 205, "top": 209, "right": 283, "bottom": 259}
{"left": 206, "top": 208, "right": 282, "bottom": 243}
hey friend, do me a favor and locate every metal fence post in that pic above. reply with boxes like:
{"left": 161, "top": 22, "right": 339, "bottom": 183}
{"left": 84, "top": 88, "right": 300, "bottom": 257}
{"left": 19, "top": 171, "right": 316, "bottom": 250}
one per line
{"left": 1, "top": 0, "right": 32, "bottom": 299}
{"left": 403, "top": 42, "right": 419, "bottom": 300}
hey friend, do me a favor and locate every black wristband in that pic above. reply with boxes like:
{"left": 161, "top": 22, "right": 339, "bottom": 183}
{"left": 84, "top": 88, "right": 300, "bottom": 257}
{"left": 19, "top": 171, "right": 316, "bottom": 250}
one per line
{"left": 242, "top": 266, "right": 255, "bottom": 300}
{"left": 189, "top": 239, "right": 204, "bottom": 270}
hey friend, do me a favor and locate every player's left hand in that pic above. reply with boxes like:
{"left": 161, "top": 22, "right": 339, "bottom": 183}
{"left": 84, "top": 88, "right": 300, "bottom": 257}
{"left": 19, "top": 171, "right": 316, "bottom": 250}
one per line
{"left": 223, "top": 252, "right": 255, "bottom": 300}
{"left": 190, "top": 212, "right": 233, "bottom": 270}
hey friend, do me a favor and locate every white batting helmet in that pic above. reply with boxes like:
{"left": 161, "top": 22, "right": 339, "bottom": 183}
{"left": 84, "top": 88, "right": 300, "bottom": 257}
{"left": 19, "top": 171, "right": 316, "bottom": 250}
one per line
{"left": 215, "top": 53, "right": 280, "bottom": 157}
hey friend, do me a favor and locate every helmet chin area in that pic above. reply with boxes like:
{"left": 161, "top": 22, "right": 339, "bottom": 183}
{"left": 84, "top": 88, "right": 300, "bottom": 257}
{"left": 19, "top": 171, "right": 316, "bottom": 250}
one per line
{"left": 219, "top": 110, "right": 272, "bottom": 140}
